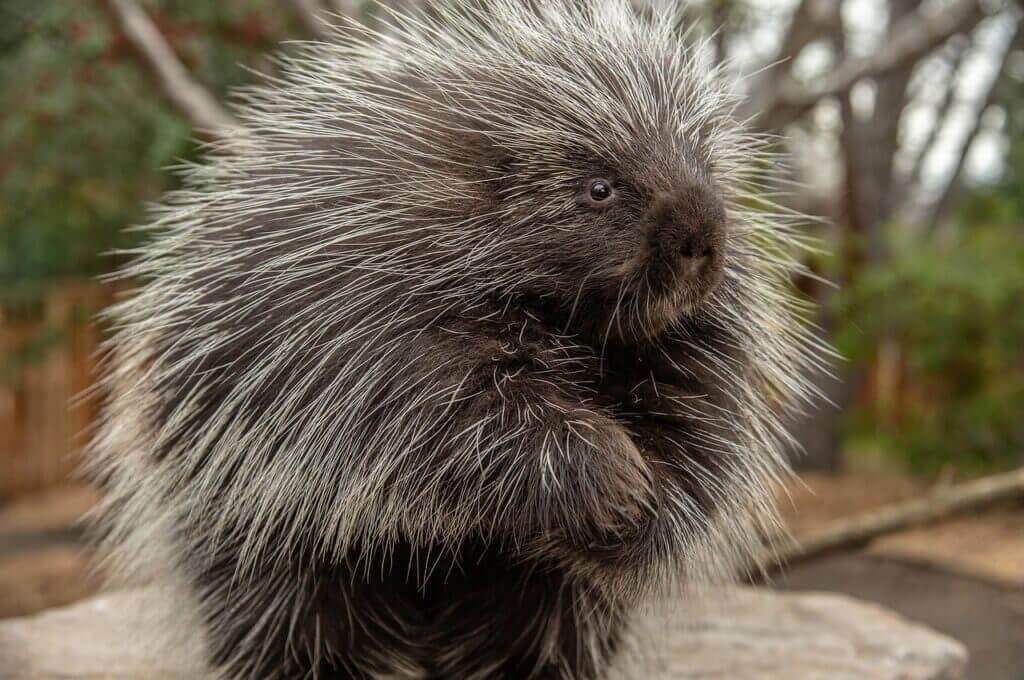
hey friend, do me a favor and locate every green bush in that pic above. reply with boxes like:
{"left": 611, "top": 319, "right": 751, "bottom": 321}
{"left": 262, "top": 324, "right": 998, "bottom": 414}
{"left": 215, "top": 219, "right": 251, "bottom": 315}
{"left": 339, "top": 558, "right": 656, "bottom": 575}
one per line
{"left": 835, "top": 225, "right": 1024, "bottom": 474}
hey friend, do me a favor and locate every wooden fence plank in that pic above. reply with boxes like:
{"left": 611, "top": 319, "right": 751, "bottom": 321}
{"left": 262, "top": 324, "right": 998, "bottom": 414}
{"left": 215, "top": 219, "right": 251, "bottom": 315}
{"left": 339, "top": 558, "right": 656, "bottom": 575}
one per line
{"left": 0, "top": 282, "right": 117, "bottom": 500}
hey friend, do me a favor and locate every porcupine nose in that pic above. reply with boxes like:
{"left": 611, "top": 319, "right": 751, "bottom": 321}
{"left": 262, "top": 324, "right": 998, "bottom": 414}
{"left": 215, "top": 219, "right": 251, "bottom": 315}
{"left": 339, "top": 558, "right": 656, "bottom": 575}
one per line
{"left": 647, "top": 183, "right": 726, "bottom": 281}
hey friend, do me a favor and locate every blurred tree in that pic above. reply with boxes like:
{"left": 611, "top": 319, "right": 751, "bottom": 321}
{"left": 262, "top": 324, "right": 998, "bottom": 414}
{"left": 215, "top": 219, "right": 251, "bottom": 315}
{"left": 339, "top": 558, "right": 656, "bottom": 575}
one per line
{"left": 2, "top": 0, "right": 1022, "bottom": 474}
{"left": 733, "top": 0, "right": 1023, "bottom": 471}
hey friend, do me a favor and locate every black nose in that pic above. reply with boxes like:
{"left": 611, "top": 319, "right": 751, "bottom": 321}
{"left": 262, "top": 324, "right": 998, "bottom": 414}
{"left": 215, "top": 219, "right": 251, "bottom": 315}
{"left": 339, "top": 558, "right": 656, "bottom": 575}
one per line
{"left": 646, "top": 184, "right": 726, "bottom": 274}
{"left": 677, "top": 231, "right": 714, "bottom": 260}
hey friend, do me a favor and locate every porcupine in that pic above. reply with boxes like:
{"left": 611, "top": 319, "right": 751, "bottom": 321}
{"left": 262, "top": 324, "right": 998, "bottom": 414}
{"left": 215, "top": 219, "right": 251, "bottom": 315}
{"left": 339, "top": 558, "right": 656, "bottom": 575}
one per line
{"left": 89, "top": 1, "right": 821, "bottom": 678}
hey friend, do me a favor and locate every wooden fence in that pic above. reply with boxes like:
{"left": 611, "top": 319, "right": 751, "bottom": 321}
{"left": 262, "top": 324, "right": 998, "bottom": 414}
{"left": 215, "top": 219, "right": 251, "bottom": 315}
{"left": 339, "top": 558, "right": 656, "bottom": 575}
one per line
{"left": 0, "top": 283, "right": 118, "bottom": 500}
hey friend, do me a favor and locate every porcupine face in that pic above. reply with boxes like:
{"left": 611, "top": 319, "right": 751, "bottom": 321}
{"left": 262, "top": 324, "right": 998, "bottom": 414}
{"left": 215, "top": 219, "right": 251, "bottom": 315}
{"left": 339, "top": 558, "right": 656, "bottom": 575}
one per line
{"left": 419, "top": 24, "right": 736, "bottom": 344}
{"left": 502, "top": 146, "right": 729, "bottom": 343}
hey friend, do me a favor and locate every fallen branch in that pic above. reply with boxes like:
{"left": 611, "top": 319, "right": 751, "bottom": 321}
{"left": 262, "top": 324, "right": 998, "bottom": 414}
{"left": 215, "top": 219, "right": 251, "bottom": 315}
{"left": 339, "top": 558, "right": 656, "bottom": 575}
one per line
{"left": 100, "top": 0, "right": 240, "bottom": 139}
{"left": 769, "top": 466, "right": 1024, "bottom": 569}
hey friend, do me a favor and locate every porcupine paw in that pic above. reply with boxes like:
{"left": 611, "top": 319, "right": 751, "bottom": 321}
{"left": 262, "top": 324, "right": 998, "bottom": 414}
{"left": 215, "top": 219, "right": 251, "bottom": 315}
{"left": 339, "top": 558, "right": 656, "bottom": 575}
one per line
{"left": 562, "top": 420, "right": 660, "bottom": 565}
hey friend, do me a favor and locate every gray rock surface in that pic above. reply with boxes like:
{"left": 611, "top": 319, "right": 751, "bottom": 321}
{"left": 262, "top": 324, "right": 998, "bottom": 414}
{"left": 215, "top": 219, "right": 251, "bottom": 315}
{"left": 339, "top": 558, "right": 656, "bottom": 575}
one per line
{"left": 628, "top": 588, "right": 968, "bottom": 679}
{"left": 0, "top": 586, "right": 967, "bottom": 679}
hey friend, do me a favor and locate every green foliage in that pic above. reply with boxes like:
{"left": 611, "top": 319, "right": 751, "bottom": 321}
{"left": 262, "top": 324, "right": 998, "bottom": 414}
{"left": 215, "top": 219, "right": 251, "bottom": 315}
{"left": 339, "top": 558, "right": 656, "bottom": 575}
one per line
{"left": 0, "top": 0, "right": 290, "bottom": 304}
{"left": 835, "top": 225, "right": 1024, "bottom": 474}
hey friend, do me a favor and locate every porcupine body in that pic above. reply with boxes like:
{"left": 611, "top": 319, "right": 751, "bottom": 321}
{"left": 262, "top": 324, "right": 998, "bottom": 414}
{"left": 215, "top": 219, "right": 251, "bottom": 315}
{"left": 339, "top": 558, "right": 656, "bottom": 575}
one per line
{"left": 90, "top": 2, "right": 820, "bottom": 678}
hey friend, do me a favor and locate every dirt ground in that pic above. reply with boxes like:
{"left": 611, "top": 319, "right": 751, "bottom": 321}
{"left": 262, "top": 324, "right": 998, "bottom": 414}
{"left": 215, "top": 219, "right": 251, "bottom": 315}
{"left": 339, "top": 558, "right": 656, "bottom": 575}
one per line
{"left": 0, "top": 484, "right": 99, "bottom": 618}
{"left": 1, "top": 474, "right": 1023, "bottom": 677}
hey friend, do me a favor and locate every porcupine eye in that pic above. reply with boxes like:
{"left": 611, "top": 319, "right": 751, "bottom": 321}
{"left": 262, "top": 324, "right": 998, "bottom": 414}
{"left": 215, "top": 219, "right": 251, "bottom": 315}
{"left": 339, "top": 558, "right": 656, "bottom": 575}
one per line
{"left": 589, "top": 179, "right": 613, "bottom": 202}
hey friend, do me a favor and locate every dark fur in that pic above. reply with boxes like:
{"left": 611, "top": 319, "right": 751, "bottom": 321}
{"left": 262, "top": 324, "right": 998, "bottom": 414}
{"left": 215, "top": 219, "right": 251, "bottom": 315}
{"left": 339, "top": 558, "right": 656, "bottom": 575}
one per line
{"left": 191, "top": 533, "right": 625, "bottom": 679}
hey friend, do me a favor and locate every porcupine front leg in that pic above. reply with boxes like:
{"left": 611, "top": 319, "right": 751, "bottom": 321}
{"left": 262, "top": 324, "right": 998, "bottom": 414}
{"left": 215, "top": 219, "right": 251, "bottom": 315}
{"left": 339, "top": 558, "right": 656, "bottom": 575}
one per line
{"left": 382, "top": 322, "right": 656, "bottom": 678}
{"left": 421, "top": 543, "right": 627, "bottom": 680}
{"left": 602, "top": 321, "right": 746, "bottom": 517}
{"left": 397, "top": 320, "right": 661, "bottom": 568}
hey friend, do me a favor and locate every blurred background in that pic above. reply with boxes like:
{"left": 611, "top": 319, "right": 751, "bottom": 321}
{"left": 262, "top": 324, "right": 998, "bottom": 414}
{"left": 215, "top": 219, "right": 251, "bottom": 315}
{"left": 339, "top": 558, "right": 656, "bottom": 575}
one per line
{"left": 0, "top": 0, "right": 1021, "bottom": 676}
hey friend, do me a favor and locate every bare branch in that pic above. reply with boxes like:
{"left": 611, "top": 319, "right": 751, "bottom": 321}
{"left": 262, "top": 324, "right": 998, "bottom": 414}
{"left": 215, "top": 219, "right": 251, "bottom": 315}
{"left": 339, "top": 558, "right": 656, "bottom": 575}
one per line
{"left": 905, "top": 36, "right": 971, "bottom": 192}
{"left": 100, "top": 0, "right": 240, "bottom": 140}
{"left": 708, "top": 0, "right": 732, "bottom": 65}
{"left": 924, "top": 18, "right": 1023, "bottom": 229}
{"left": 757, "top": 0, "right": 999, "bottom": 130}
{"left": 854, "top": 0, "right": 922, "bottom": 254}
{"left": 777, "top": 0, "right": 833, "bottom": 62}
{"left": 746, "top": 0, "right": 841, "bottom": 114}
{"left": 327, "top": 0, "right": 363, "bottom": 16}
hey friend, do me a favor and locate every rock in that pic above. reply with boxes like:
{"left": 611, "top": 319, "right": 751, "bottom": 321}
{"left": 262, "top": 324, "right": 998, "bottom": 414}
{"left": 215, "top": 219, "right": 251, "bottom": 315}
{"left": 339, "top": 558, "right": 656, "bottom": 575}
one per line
{"left": 0, "top": 587, "right": 967, "bottom": 679}
{"left": 0, "top": 587, "right": 208, "bottom": 680}
{"left": 628, "top": 588, "right": 968, "bottom": 680}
